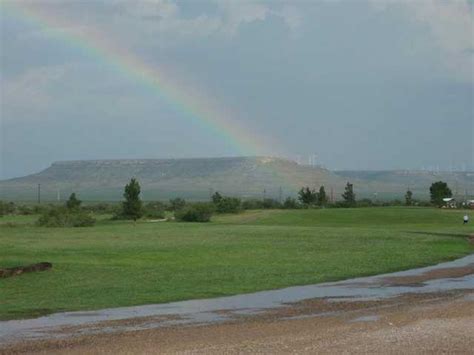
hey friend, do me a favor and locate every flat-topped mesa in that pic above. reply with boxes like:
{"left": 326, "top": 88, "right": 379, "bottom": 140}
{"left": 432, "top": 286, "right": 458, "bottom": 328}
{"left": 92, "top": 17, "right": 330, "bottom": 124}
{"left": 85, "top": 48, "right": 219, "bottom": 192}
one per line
{"left": 49, "top": 156, "right": 294, "bottom": 167}
{"left": 1, "top": 157, "right": 472, "bottom": 201}
{"left": 0, "top": 156, "right": 336, "bottom": 200}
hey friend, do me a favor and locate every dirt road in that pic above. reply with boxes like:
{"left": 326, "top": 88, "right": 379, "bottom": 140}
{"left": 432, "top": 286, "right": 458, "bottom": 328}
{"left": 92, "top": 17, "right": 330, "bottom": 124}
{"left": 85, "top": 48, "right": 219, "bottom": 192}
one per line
{"left": 3, "top": 290, "right": 473, "bottom": 354}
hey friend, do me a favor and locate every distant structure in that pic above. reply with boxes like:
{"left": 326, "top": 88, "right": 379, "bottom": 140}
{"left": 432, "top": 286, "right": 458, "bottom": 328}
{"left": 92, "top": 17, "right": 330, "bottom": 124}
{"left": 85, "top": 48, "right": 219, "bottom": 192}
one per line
{"left": 442, "top": 198, "right": 457, "bottom": 209}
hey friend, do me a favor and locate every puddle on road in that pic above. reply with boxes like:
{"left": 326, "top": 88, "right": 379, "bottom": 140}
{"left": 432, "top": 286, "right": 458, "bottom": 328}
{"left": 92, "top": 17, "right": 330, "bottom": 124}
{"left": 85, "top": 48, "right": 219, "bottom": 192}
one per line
{"left": 350, "top": 315, "right": 380, "bottom": 323}
{"left": 1, "top": 254, "right": 473, "bottom": 345}
{"left": 66, "top": 312, "right": 103, "bottom": 317}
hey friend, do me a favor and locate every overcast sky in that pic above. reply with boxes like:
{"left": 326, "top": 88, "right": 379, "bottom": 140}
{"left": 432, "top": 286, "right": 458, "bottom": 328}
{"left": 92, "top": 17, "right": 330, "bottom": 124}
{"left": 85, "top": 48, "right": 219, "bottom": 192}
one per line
{"left": 1, "top": 0, "right": 473, "bottom": 179}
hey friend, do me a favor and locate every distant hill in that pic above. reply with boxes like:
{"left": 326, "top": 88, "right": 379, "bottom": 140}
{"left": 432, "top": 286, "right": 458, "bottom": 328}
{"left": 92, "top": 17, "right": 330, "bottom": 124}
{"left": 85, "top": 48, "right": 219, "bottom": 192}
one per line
{"left": 1, "top": 157, "right": 472, "bottom": 201}
{"left": 0, "top": 157, "right": 344, "bottom": 201}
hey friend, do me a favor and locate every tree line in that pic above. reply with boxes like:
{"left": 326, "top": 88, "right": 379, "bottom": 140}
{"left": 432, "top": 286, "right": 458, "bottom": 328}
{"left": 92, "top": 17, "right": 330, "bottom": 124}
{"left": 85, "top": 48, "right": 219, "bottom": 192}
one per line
{"left": 0, "top": 178, "right": 462, "bottom": 225}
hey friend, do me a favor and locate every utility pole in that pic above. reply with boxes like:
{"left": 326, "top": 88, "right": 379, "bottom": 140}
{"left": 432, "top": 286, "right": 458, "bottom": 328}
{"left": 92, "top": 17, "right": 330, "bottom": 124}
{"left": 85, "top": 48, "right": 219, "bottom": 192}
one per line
{"left": 37, "top": 184, "right": 41, "bottom": 204}
{"left": 57, "top": 189, "right": 61, "bottom": 202}
{"left": 279, "top": 186, "right": 283, "bottom": 203}
{"left": 263, "top": 188, "right": 266, "bottom": 201}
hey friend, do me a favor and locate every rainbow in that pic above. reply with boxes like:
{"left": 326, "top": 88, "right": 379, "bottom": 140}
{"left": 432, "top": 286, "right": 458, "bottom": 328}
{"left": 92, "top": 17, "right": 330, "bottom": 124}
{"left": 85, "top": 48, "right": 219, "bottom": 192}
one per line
{"left": 1, "top": 0, "right": 281, "bottom": 156}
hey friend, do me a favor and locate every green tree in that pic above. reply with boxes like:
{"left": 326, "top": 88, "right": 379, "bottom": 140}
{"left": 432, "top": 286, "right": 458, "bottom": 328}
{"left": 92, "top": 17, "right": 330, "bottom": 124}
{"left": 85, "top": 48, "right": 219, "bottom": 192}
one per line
{"left": 121, "top": 178, "right": 143, "bottom": 221}
{"left": 211, "top": 191, "right": 241, "bottom": 213}
{"left": 298, "top": 187, "right": 318, "bottom": 206}
{"left": 405, "top": 189, "right": 413, "bottom": 206}
{"left": 66, "top": 193, "right": 82, "bottom": 210}
{"left": 429, "top": 181, "right": 452, "bottom": 207}
{"left": 318, "top": 186, "right": 328, "bottom": 206}
{"left": 169, "top": 198, "right": 186, "bottom": 211}
{"left": 341, "top": 182, "right": 356, "bottom": 207}
{"left": 283, "top": 197, "right": 299, "bottom": 209}
{"left": 211, "top": 191, "right": 223, "bottom": 204}
{"left": 215, "top": 197, "right": 241, "bottom": 213}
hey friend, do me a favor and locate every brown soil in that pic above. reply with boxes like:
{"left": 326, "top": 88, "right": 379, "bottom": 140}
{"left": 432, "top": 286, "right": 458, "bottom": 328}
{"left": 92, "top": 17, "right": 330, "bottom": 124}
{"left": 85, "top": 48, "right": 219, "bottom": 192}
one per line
{"left": 0, "top": 262, "right": 52, "bottom": 278}
{"left": 381, "top": 264, "right": 474, "bottom": 286}
{"left": 54, "top": 314, "right": 183, "bottom": 335}
{"left": 2, "top": 290, "right": 473, "bottom": 354}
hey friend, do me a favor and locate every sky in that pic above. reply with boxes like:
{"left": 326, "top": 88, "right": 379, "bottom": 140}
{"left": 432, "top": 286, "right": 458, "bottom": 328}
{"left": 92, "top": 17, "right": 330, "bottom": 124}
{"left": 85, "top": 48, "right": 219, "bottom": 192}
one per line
{"left": 1, "top": 0, "right": 473, "bottom": 179}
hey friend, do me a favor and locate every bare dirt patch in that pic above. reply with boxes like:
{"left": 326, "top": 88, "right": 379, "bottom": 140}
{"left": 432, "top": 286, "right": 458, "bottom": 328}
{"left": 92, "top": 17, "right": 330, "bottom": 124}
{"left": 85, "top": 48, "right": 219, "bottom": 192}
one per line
{"left": 0, "top": 262, "right": 52, "bottom": 278}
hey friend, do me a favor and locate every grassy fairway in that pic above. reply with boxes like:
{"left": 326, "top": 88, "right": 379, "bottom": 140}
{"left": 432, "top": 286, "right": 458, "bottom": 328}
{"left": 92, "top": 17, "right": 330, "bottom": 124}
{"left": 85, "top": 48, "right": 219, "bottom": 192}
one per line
{"left": 0, "top": 207, "right": 472, "bottom": 320}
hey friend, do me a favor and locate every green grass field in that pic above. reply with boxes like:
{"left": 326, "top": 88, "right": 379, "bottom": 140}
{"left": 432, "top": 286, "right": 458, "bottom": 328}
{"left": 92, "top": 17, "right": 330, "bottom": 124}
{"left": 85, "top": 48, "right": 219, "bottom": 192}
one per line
{"left": 1, "top": 207, "right": 472, "bottom": 320}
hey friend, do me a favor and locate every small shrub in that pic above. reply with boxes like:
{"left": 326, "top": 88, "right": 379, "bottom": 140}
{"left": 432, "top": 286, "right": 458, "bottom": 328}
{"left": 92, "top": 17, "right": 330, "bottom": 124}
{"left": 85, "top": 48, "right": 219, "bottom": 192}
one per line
{"left": 175, "top": 203, "right": 214, "bottom": 222}
{"left": 283, "top": 197, "right": 299, "bottom": 209}
{"left": 83, "top": 203, "right": 118, "bottom": 214}
{"left": 242, "top": 199, "right": 265, "bottom": 210}
{"left": 357, "top": 198, "right": 373, "bottom": 208}
{"left": 215, "top": 197, "right": 241, "bottom": 214}
{"left": 0, "top": 201, "right": 16, "bottom": 216}
{"left": 32, "top": 205, "right": 50, "bottom": 214}
{"left": 262, "top": 198, "right": 282, "bottom": 209}
{"left": 144, "top": 202, "right": 166, "bottom": 219}
{"left": 417, "top": 200, "right": 432, "bottom": 207}
{"left": 242, "top": 198, "right": 284, "bottom": 210}
{"left": 169, "top": 198, "right": 186, "bottom": 211}
{"left": 331, "top": 201, "right": 349, "bottom": 208}
{"left": 16, "top": 205, "right": 35, "bottom": 215}
{"left": 37, "top": 207, "right": 96, "bottom": 227}
{"left": 70, "top": 213, "right": 96, "bottom": 227}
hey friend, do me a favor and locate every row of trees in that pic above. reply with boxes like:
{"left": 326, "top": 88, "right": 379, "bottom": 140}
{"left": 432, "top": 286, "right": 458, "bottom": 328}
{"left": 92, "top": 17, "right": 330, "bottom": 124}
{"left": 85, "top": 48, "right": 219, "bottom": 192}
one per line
{"left": 84, "top": 178, "right": 454, "bottom": 223}
{"left": 297, "top": 183, "right": 355, "bottom": 207}
{"left": 1, "top": 178, "right": 458, "bottom": 225}
{"left": 404, "top": 181, "right": 453, "bottom": 207}
{"left": 296, "top": 181, "right": 453, "bottom": 208}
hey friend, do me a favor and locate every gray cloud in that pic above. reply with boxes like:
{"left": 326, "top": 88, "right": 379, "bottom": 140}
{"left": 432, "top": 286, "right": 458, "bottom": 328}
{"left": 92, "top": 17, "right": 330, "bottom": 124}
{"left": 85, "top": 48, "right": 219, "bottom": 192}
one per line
{"left": 1, "top": 0, "right": 472, "bottom": 178}
{"left": 369, "top": 0, "right": 473, "bottom": 81}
